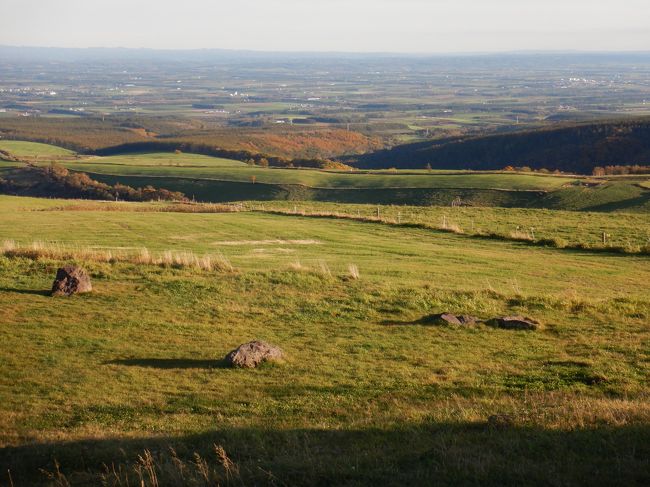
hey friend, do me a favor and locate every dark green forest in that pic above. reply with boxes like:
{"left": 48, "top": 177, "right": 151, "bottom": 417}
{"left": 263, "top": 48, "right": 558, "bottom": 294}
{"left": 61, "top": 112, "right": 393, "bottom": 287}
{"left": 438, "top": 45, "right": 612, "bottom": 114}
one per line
{"left": 349, "top": 118, "right": 650, "bottom": 174}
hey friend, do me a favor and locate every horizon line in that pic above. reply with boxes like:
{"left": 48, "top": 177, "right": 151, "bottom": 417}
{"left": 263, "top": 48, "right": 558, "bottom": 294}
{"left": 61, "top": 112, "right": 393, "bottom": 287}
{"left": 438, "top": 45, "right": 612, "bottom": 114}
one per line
{"left": 2, "top": 44, "right": 650, "bottom": 57}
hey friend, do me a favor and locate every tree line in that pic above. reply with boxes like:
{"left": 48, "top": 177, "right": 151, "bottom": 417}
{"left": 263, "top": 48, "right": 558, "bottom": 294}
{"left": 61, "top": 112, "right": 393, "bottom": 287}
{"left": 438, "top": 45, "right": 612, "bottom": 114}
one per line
{"left": 0, "top": 164, "right": 186, "bottom": 202}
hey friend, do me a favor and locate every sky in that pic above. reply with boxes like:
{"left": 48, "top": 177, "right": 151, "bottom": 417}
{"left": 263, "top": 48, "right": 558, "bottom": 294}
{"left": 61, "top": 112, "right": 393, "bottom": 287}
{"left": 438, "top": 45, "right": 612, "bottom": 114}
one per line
{"left": 1, "top": 0, "right": 649, "bottom": 53}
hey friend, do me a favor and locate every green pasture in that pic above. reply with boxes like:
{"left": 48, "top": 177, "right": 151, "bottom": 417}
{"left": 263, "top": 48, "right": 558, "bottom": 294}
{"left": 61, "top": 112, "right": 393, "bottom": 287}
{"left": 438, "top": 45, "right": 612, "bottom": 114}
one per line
{"left": 1, "top": 141, "right": 649, "bottom": 211}
{"left": 59, "top": 153, "right": 574, "bottom": 190}
{"left": 0, "top": 140, "right": 76, "bottom": 158}
{"left": 0, "top": 195, "right": 648, "bottom": 485}
{"left": 255, "top": 201, "right": 650, "bottom": 250}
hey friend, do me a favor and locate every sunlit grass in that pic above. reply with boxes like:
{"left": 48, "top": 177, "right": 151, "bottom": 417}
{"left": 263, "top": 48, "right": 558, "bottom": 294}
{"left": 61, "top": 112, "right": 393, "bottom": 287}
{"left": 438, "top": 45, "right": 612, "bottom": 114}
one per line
{"left": 0, "top": 195, "right": 648, "bottom": 485}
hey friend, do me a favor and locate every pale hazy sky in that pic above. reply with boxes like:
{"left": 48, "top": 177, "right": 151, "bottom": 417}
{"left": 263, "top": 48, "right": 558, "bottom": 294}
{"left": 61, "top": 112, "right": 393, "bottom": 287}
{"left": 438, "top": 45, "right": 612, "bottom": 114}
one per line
{"left": 1, "top": 0, "right": 649, "bottom": 53}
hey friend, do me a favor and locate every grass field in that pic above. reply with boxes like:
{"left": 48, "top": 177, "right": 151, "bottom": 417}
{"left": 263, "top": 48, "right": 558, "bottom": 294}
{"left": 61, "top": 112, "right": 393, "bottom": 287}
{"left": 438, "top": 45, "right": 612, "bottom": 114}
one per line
{"left": 1, "top": 198, "right": 649, "bottom": 294}
{"left": 63, "top": 157, "right": 573, "bottom": 190}
{"left": 0, "top": 140, "right": 76, "bottom": 158}
{"left": 0, "top": 195, "right": 649, "bottom": 485}
{"left": 252, "top": 201, "right": 650, "bottom": 251}
{"left": 0, "top": 159, "right": 23, "bottom": 169}
{"left": 48, "top": 152, "right": 650, "bottom": 211}
{"left": 8, "top": 142, "right": 574, "bottom": 190}
{"left": 3, "top": 141, "right": 650, "bottom": 211}
{"left": 84, "top": 152, "right": 249, "bottom": 168}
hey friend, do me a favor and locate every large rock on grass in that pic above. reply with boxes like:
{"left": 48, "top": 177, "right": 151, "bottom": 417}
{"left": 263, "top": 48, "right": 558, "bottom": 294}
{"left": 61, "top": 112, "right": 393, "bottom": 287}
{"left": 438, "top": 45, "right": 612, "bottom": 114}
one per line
{"left": 420, "top": 313, "right": 480, "bottom": 326}
{"left": 51, "top": 265, "right": 92, "bottom": 296}
{"left": 225, "top": 341, "right": 283, "bottom": 368}
{"left": 486, "top": 315, "right": 540, "bottom": 331}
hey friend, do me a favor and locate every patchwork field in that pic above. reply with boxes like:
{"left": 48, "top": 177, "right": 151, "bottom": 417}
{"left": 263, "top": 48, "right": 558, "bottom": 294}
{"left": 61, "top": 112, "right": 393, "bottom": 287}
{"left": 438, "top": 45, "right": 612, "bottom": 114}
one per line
{"left": 0, "top": 195, "right": 648, "bottom": 485}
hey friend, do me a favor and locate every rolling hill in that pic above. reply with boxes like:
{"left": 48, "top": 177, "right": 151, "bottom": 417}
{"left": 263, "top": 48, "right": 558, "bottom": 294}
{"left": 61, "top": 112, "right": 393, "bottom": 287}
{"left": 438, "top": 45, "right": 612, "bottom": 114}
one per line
{"left": 2, "top": 141, "right": 650, "bottom": 211}
{"left": 349, "top": 118, "right": 650, "bottom": 174}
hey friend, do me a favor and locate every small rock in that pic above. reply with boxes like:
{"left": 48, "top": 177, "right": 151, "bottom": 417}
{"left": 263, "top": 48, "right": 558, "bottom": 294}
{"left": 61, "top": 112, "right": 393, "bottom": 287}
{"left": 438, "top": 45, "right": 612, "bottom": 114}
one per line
{"left": 457, "top": 315, "right": 480, "bottom": 325}
{"left": 225, "top": 340, "right": 283, "bottom": 368}
{"left": 486, "top": 315, "right": 540, "bottom": 331}
{"left": 420, "top": 313, "right": 480, "bottom": 326}
{"left": 51, "top": 265, "right": 92, "bottom": 296}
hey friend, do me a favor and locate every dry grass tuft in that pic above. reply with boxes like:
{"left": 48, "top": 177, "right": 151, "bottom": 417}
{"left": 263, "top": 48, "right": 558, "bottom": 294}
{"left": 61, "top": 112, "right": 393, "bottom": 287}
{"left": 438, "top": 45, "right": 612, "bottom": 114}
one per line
{"left": 347, "top": 263, "right": 360, "bottom": 280}
{"left": 1, "top": 240, "right": 234, "bottom": 272}
{"left": 39, "top": 201, "right": 244, "bottom": 214}
{"left": 318, "top": 260, "right": 333, "bottom": 279}
{"left": 285, "top": 259, "right": 354, "bottom": 280}
{"left": 439, "top": 222, "right": 464, "bottom": 234}
{"left": 92, "top": 444, "right": 240, "bottom": 486}
{"left": 288, "top": 260, "right": 308, "bottom": 272}
{"left": 39, "top": 459, "right": 70, "bottom": 487}
{"left": 509, "top": 228, "right": 535, "bottom": 241}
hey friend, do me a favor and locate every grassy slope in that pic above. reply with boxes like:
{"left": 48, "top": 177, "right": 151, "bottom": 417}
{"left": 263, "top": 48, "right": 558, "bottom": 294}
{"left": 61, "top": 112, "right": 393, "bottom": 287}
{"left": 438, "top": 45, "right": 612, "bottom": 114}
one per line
{"left": 249, "top": 200, "right": 650, "bottom": 250}
{"left": 0, "top": 197, "right": 648, "bottom": 296}
{"left": 0, "top": 140, "right": 75, "bottom": 158}
{"left": 541, "top": 180, "right": 650, "bottom": 212}
{"left": 3, "top": 141, "right": 650, "bottom": 210}
{"left": 83, "top": 152, "right": 249, "bottom": 168}
{"left": 0, "top": 160, "right": 23, "bottom": 169}
{"left": 62, "top": 155, "right": 572, "bottom": 190}
{"left": 86, "top": 171, "right": 650, "bottom": 211}
{"left": 0, "top": 196, "right": 648, "bottom": 485}
{"left": 58, "top": 153, "right": 650, "bottom": 210}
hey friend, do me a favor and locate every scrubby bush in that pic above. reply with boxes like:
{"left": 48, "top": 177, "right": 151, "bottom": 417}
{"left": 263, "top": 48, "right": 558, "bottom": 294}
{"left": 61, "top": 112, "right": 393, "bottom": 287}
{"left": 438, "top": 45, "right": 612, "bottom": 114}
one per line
{"left": 1, "top": 164, "right": 187, "bottom": 202}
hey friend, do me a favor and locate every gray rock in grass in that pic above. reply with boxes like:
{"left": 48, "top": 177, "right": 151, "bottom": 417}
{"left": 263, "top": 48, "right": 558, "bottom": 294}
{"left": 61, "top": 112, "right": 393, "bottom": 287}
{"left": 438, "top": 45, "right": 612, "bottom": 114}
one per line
{"left": 225, "top": 340, "right": 283, "bottom": 368}
{"left": 51, "top": 265, "right": 92, "bottom": 296}
{"left": 421, "top": 313, "right": 480, "bottom": 326}
{"left": 486, "top": 315, "right": 540, "bottom": 331}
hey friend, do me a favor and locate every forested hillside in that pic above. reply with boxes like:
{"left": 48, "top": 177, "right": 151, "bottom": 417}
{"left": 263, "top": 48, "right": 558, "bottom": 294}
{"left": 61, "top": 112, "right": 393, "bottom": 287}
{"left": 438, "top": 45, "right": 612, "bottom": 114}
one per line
{"left": 350, "top": 118, "right": 650, "bottom": 174}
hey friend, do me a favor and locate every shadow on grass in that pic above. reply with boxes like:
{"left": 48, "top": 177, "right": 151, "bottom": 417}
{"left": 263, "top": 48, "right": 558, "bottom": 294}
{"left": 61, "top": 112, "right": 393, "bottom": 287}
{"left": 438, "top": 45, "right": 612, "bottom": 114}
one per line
{"left": 1, "top": 423, "right": 648, "bottom": 486}
{"left": 583, "top": 192, "right": 650, "bottom": 212}
{"left": 380, "top": 318, "right": 425, "bottom": 326}
{"left": 0, "top": 287, "right": 51, "bottom": 297}
{"left": 106, "top": 358, "right": 229, "bottom": 369}
{"left": 380, "top": 315, "right": 459, "bottom": 327}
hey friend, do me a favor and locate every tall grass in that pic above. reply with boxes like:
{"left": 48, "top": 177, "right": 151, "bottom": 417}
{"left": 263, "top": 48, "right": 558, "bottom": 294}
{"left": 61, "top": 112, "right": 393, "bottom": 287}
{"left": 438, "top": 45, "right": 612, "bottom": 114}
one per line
{"left": 348, "top": 263, "right": 360, "bottom": 280}
{"left": 38, "top": 444, "right": 241, "bottom": 487}
{"left": 287, "top": 259, "right": 356, "bottom": 280}
{"left": 1, "top": 240, "right": 234, "bottom": 272}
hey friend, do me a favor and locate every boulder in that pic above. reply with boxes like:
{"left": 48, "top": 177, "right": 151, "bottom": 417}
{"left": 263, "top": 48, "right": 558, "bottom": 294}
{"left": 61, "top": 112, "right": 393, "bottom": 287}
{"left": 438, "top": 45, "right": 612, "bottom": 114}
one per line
{"left": 486, "top": 315, "right": 540, "bottom": 331}
{"left": 225, "top": 340, "right": 283, "bottom": 368}
{"left": 51, "top": 265, "right": 92, "bottom": 296}
{"left": 420, "top": 313, "right": 480, "bottom": 326}
{"left": 457, "top": 315, "right": 480, "bottom": 325}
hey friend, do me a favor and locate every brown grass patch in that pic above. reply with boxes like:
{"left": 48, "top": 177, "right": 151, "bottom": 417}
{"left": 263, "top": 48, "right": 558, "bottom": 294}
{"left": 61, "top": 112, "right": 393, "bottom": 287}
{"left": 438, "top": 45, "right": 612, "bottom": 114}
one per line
{"left": 38, "top": 202, "right": 243, "bottom": 213}
{"left": 1, "top": 240, "right": 234, "bottom": 272}
{"left": 213, "top": 239, "right": 320, "bottom": 246}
